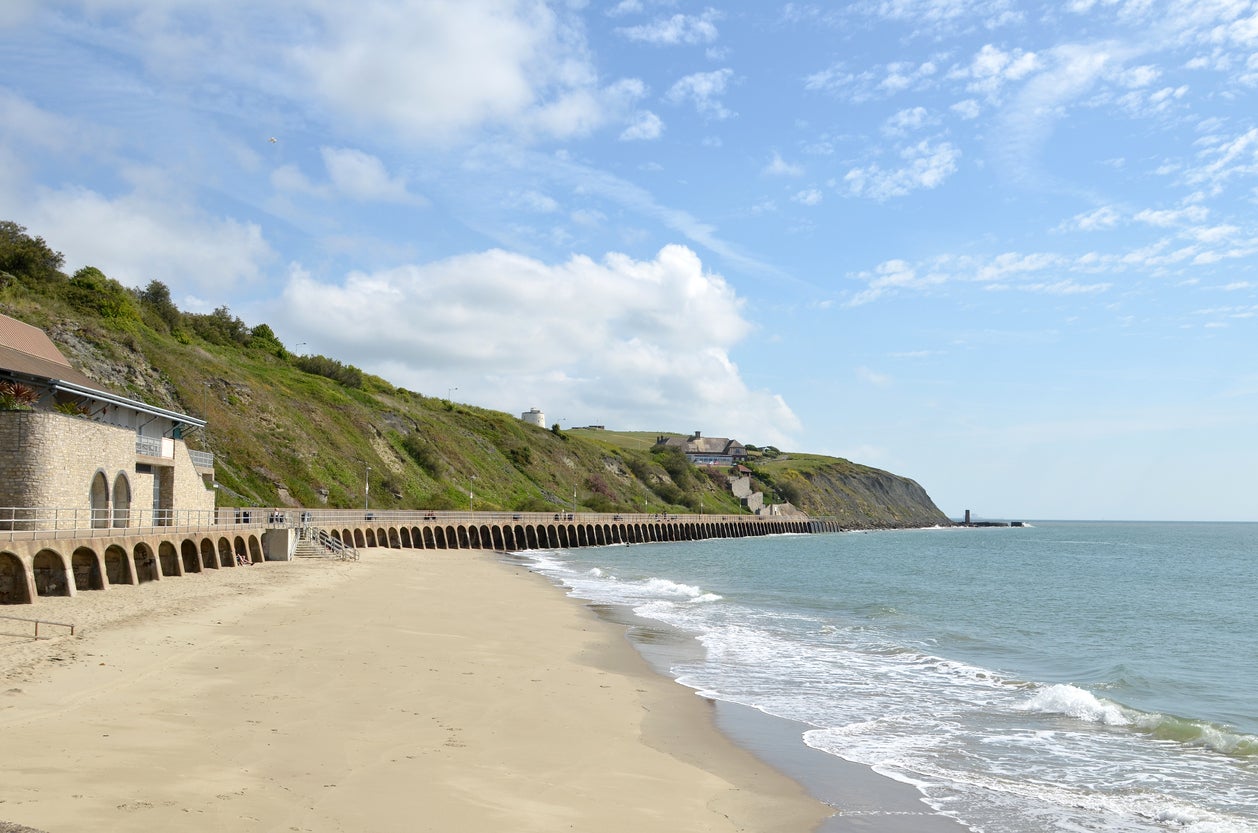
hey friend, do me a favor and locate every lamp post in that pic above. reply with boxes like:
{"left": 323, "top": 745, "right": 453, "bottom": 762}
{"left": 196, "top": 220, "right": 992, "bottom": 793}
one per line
{"left": 447, "top": 386, "right": 458, "bottom": 402}
{"left": 468, "top": 475, "right": 476, "bottom": 512}
{"left": 364, "top": 464, "right": 370, "bottom": 514}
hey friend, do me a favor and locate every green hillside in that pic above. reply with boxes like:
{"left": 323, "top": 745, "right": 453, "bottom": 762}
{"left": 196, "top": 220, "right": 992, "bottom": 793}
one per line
{"left": 0, "top": 221, "right": 949, "bottom": 528}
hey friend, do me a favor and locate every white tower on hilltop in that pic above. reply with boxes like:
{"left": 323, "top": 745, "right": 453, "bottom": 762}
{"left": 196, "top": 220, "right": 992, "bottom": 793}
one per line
{"left": 521, "top": 407, "right": 546, "bottom": 427}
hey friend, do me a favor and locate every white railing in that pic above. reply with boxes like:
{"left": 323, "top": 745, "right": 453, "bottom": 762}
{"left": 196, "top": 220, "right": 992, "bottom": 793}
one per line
{"left": 189, "top": 449, "right": 214, "bottom": 468}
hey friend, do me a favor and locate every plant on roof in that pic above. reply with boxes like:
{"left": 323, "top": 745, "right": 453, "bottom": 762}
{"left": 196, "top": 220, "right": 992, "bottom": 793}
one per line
{"left": 0, "top": 381, "right": 38, "bottom": 411}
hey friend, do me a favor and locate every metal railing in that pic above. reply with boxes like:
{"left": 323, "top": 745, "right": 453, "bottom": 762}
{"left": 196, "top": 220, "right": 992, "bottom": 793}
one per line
{"left": 189, "top": 449, "right": 214, "bottom": 468}
{"left": 0, "top": 504, "right": 794, "bottom": 544}
{"left": 0, "top": 614, "right": 76, "bottom": 638}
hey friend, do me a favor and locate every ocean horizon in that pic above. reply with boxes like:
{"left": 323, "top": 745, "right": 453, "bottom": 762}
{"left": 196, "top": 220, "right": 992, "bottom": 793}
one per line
{"left": 523, "top": 520, "right": 1258, "bottom": 833}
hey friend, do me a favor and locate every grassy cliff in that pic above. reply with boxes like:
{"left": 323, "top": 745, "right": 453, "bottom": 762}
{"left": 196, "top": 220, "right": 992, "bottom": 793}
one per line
{"left": 0, "top": 221, "right": 950, "bottom": 527}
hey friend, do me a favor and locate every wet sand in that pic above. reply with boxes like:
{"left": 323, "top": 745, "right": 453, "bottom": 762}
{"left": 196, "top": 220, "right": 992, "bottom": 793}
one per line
{"left": 0, "top": 550, "right": 831, "bottom": 832}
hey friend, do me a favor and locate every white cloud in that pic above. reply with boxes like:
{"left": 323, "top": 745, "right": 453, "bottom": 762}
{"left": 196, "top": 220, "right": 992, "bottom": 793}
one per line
{"left": 953, "top": 43, "right": 1040, "bottom": 97}
{"left": 665, "top": 69, "right": 735, "bottom": 119}
{"left": 321, "top": 147, "right": 419, "bottom": 203}
{"left": 620, "top": 110, "right": 664, "bottom": 141}
{"left": 882, "top": 106, "right": 934, "bottom": 136}
{"left": 617, "top": 10, "right": 721, "bottom": 45}
{"left": 843, "top": 140, "right": 960, "bottom": 200}
{"left": 951, "top": 98, "right": 982, "bottom": 119}
{"left": 1133, "top": 205, "right": 1209, "bottom": 226}
{"left": 805, "top": 59, "right": 937, "bottom": 102}
{"left": 9, "top": 182, "right": 273, "bottom": 297}
{"left": 792, "top": 188, "right": 823, "bottom": 205}
{"left": 847, "top": 258, "right": 944, "bottom": 306}
{"left": 276, "top": 244, "right": 801, "bottom": 445}
{"left": 763, "top": 152, "right": 804, "bottom": 176}
{"left": 287, "top": 0, "right": 626, "bottom": 143}
{"left": 1064, "top": 205, "right": 1121, "bottom": 231}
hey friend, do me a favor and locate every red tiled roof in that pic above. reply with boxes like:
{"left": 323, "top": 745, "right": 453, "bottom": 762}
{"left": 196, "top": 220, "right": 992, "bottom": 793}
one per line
{"left": 0, "top": 313, "right": 111, "bottom": 393}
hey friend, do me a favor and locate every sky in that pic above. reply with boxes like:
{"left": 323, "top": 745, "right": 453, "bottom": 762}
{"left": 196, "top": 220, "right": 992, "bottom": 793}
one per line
{"left": 1, "top": 1, "right": 1256, "bottom": 522}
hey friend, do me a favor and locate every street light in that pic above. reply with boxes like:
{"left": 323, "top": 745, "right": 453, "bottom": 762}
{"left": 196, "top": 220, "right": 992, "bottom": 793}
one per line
{"left": 364, "top": 464, "right": 371, "bottom": 514}
{"left": 468, "top": 475, "right": 476, "bottom": 512}
{"left": 447, "top": 386, "right": 458, "bottom": 401}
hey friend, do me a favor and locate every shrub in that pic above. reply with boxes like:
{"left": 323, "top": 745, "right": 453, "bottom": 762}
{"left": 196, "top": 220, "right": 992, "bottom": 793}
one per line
{"left": 0, "top": 381, "right": 38, "bottom": 410}
{"left": 294, "top": 354, "right": 364, "bottom": 388}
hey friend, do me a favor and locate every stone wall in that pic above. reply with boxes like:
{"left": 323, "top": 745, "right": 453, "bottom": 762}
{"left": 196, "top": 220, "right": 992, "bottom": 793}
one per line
{"left": 0, "top": 410, "right": 214, "bottom": 527}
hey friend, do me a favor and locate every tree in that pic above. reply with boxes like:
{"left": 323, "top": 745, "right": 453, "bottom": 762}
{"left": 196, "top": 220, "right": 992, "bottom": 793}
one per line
{"left": 0, "top": 221, "right": 65, "bottom": 286}
{"left": 138, "top": 280, "right": 182, "bottom": 331}
{"left": 64, "top": 266, "right": 140, "bottom": 322}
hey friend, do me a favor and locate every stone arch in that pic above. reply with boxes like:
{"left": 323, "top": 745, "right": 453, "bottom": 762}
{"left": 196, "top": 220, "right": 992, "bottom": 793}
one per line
{"left": 388, "top": 527, "right": 402, "bottom": 548}
{"left": 216, "top": 538, "right": 232, "bottom": 567}
{"left": 72, "top": 546, "right": 104, "bottom": 591}
{"left": 105, "top": 544, "right": 132, "bottom": 585}
{"left": 400, "top": 527, "right": 412, "bottom": 548}
{"left": 133, "top": 543, "right": 159, "bottom": 583}
{"left": 423, "top": 527, "right": 437, "bottom": 548}
{"left": 90, "top": 470, "right": 110, "bottom": 529}
{"left": 201, "top": 538, "right": 219, "bottom": 569}
{"left": 0, "top": 552, "right": 31, "bottom": 604}
{"left": 456, "top": 526, "right": 470, "bottom": 548}
{"left": 181, "top": 539, "right": 201, "bottom": 573}
{"left": 376, "top": 527, "right": 388, "bottom": 548}
{"left": 248, "top": 536, "right": 263, "bottom": 564}
{"left": 158, "top": 541, "right": 180, "bottom": 576}
{"left": 112, "top": 473, "right": 132, "bottom": 528}
{"left": 353, "top": 528, "right": 366, "bottom": 548}
{"left": 232, "top": 536, "right": 248, "bottom": 566}
{"left": 491, "top": 526, "right": 505, "bottom": 550}
{"left": 33, "top": 549, "right": 69, "bottom": 597}
{"left": 525, "top": 526, "right": 539, "bottom": 549}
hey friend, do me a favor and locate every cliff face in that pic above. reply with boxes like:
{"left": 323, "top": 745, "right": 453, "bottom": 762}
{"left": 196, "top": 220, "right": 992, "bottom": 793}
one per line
{"left": 798, "top": 465, "right": 950, "bottom": 528}
{"left": 750, "top": 453, "right": 949, "bottom": 528}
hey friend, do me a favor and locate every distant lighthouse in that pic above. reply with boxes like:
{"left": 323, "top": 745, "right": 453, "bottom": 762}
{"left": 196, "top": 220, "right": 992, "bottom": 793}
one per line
{"left": 521, "top": 407, "right": 546, "bottom": 427}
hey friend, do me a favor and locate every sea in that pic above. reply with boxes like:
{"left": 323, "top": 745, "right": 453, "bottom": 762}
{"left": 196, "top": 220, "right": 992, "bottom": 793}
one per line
{"left": 520, "top": 521, "right": 1258, "bottom": 833}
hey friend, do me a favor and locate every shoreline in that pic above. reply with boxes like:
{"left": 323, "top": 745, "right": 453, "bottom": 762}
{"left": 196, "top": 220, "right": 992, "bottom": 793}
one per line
{"left": 552, "top": 569, "right": 970, "bottom": 833}
{"left": 1, "top": 550, "right": 829, "bottom": 832}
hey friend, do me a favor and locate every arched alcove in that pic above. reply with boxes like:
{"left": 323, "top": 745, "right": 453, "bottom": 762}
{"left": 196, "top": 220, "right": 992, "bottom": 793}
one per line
{"left": 71, "top": 547, "right": 104, "bottom": 591}
{"left": 111, "top": 473, "right": 131, "bottom": 528}
{"left": 90, "top": 471, "right": 110, "bottom": 529}
{"left": 1, "top": 552, "right": 31, "bottom": 604}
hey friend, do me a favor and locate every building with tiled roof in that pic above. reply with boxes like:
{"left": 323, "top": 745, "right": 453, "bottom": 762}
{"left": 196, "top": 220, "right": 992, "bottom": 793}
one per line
{"left": 653, "top": 431, "right": 748, "bottom": 467}
{"left": 0, "top": 313, "right": 215, "bottom": 531}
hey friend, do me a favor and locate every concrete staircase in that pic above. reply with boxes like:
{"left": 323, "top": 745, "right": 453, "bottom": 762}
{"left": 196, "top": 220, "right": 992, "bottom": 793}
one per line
{"left": 293, "top": 527, "right": 359, "bottom": 560}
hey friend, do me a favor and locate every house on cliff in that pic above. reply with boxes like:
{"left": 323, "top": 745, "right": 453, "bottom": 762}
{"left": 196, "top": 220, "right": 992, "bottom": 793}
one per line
{"left": 654, "top": 431, "right": 748, "bottom": 467}
{"left": 0, "top": 313, "right": 215, "bottom": 531}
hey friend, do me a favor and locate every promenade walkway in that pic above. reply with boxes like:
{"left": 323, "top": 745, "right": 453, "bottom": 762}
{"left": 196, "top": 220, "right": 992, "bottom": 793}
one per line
{"left": 0, "top": 507, "right": 844, "bottom": 606}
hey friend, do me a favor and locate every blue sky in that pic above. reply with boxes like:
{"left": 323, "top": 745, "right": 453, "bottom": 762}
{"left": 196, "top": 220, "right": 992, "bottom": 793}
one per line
{"left": 2, "top": 1, "right": 1256, "bottom": 521}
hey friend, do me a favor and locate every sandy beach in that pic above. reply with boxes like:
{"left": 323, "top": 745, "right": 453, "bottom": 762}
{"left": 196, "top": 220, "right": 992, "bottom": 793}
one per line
{"left": 0, "top": 550, "right": 832, "bottom": 832}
